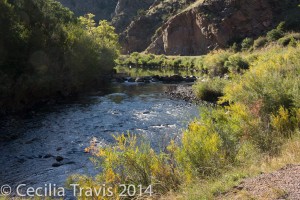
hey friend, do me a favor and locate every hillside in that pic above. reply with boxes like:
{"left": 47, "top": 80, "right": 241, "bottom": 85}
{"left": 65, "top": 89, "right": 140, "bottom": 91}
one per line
{"left": 146, "top": 0, "right": 300, "bottom": 55}
{"left": 56, "top": 0, "right": 118, "bottom": 21}
{"left": 55, "top": 0, "right": 300, "bottom": 55}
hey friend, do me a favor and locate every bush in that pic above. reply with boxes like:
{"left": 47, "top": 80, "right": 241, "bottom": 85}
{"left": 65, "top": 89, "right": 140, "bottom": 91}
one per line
{"left": 267, "top": 29, "right": 283, "bottom": 42}
{"left": 79, "top": 134, "right": 181, "bottom": 197}
{"left": 224, "top": 54, "right": 249, "bottom": 73}
{"left": 193, "top": 78, "right": 227, "bottom": 102}
{"left": 241, "top": 38, "right": 253, "bottom": 51}
{"left": 202, "top": 51, "right": 233, "bottom": 76}
{"left": 253, "top": 37, "right": 268, "bottom": 49}
{"left": 230, "top": 42, "right": 240, "bottom": 52}
{"left": 222, "top": 47, "right": 300, "bottom": 114}
{"left": 176, "top": 117, "right": 225, "bottom": 177}
{"left": 221, "top": 46, "right": 300, "bottom": 154}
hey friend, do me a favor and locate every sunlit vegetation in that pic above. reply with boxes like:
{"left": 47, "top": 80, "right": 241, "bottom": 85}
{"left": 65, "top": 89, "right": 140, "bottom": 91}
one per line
{"left": 115, "top": 65, "right": 202, "bottom": 78}
{"left": 74, "top": 41, "right": 300, "bottom": 199}
{"left": 193, "top": 78, "right": 226, "bottom": 102}
{"left": 0, "top": 0, "right": 119, "bottom": 114}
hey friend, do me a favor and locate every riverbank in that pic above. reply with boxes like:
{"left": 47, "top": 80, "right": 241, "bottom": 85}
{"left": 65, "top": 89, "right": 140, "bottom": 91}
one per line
{"left": 0, "top": 1, "right": 118, "bottom": 117}
{"left": 73, "top": 41, "right": 300, "bottom": 199}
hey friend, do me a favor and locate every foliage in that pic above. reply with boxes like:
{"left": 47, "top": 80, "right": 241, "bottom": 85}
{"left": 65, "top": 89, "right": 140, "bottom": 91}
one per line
{"left": 74, "top": 134, "right": 182, "bottom": 198}
{"left": 117, "top": 50, "right": 233, "bottom": 76}
{"left": 253, "top": 37, "right": 268, "bottom": 49}
{"left": 278, "top": 33, "right": 300, "bottom": 47}
{"left": 0, "top": 0, "right": 119, "bottom": 114}
{"left": 241, "top": 38, "right": 253, "bottom": 51}
{"left": 266, "top": 23, "right": 285, "bottom": 42}
{"left": 73, "top": 43, "right": 300, "bottom": 199}
{"left": 224, "top": 54, "right": 249, "bottom": 73}
{"left": 193, "top": 78, "right": 227, "bottom": 102}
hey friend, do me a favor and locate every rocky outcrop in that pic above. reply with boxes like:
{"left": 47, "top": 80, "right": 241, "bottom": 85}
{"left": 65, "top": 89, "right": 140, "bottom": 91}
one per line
{"left": 56, "top": 0, "right": 118, "bottom": 21}
{"left": 56, "top": 0, "right": 299, "bottom": 55}
{"left": 120, "top": 0, "right": 197, "bottom": 53}
{"left": 146, "top": 0, "right": 276, "bottom": 55}
{"left": 112, "top": 0, "right": 155, "bottom": 33}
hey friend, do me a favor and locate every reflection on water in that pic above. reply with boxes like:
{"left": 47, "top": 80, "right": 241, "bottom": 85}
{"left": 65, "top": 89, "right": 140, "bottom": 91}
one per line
{"left": 115, "top": 65, "right": 203, "bottom": 77}
{"left": 0, "top": 82, "right": 198, "bottom": 196}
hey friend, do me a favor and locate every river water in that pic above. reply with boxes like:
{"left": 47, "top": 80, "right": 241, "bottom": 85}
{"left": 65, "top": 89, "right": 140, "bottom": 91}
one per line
{"left": 0, "top": 82, "right": 198, "bottom": 197}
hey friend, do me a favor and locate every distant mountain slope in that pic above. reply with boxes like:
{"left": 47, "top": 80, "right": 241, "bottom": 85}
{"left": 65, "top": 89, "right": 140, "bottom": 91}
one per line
{"left": 112, "top": 0, "right": 156, "bottom": 33}
{"left": 56, "top": 0, "right": 118, "bottom": 21}
{"left": 119, "top": 0, "right": 197, "bottom": 53}
{"left": 146, "top": 0, "right": 300, "bottom": 55}
{"left": 56, "top": 0, "right": 300, "bottom": 55}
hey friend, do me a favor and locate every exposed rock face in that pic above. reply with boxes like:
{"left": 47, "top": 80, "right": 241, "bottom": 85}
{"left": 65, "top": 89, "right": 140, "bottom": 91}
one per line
{"left": 146, "top": 0, "right": 275, "bottom": 55}
{"left": 120, "top": 0, "right": 197, "bottom": 54}
{"left": 56, "top": 0, "right": 118, "bottom": 21}
{"left": 112, "top": 0, "right": 155, "bottom": 33}
{"left": 56, "top": 0, "right": 299, "bottom": 55}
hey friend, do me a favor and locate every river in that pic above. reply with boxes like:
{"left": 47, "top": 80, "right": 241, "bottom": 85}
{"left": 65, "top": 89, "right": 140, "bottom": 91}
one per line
{"left": 0, "top": 81, "right": 199, "bottom": 198}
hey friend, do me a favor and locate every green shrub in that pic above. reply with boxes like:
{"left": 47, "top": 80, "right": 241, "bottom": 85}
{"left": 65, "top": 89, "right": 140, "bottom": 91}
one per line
{"left": 193, "top": 57, "right": 205, "bottom": 70}
{"left": 193, "top": 78, "right": 227, "bottom": 102}
{"left": 221, "top": 46, "right": 300, "bottom": 154}
{"left": 267, "top": 30, "right": 283, "bottom": 42}
{"left": 253, "top": 37, "right": 268, "bottom": 49}
{"left": 176, "top": 104, "right": 251, "bottom": 178}
{"left": 278, "top": 36, "right": 293, "bottom": 46}
{"left": 241, "top": 38, "right": 253, "bottom": 51}
{"left": 230, "top": 42, "right": 240, "bottom": 52}
{"left": 224, "top": 54, "right": 249, "bottom": 73}
{"left": 75, "top": 134, "right": 181, "bottom": 198}
{"left": 202, "top": 51, "right": 232, "bottom": 77}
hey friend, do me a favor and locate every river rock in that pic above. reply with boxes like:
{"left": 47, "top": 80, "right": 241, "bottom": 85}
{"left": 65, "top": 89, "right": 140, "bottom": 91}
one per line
{"left": 56, "top": 156, "right": 64, "bottom": 162}
{"left": 151, "top": 78, "right": 160, "bottom": 82}
{"left": 127, "top": 77, "right": 135, "bottom": 82}
{"left": 185, "top": 76, "right": 197, "bottom": 82}
{"left": 151, "top": 75, "right": 160, "bottom": 82}
{"left": 135, "top": 77, "right": 145, "bottom": 82}
{"left": 115, "top": 77, "right": 126, "bottom": 83}
{"left": 43, "top": 154, "right": 53, "bottom": 159}
{"left": 171, "top": 75, "right": 184, "bottom": 82}
{"left": 52, "top": 162, "right": 63, "bottom": 167}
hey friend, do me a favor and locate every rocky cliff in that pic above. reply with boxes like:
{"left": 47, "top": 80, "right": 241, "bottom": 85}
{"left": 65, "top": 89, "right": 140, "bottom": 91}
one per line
{"left": 146, "top": 0, "right": 274, "bottom": 55}
{"left": 112, "top": 0, "right": 155, "bottom": 33}
{"left": 146, "top": 0, "right": 300, "bottom": 55}
{"left": 56, "top": 0, "right": 154, "bottom": 33}
{"left": 120, "top": 0, "right": 197, "bottom": 53}
{"left": 56, "top": 0, "right": 299, "bottom": 55}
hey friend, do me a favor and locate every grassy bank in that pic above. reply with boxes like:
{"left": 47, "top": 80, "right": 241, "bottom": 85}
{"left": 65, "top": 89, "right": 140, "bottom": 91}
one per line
{"left": 117, "top": 22, "right": 300, "bottom": 78}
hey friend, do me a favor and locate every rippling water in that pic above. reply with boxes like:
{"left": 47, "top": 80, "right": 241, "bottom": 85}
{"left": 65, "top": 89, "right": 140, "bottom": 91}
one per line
{"left": 0, "top": 82, "right": 198, "bottom": 197}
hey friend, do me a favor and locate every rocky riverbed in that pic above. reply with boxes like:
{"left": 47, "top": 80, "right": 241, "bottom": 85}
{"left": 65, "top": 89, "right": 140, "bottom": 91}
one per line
{"left": 112, "top": 74, "right": 197, "bottom": 84}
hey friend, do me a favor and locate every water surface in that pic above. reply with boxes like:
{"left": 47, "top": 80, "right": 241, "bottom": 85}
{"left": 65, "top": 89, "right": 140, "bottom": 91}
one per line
{"left": 0, "top": 82, "right": 198, "bottom": 196}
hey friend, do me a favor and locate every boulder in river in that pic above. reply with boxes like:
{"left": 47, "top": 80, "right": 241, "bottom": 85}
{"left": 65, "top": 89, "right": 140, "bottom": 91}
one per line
{"left": 135, "top": 77, "right": 145, "bottom": 82}
{"left": 52, "top": 162, "right": 63, "bottom": 167}
{"left": 56, "top": 156, "right": 64, "bottom": 162}
{"left": 43, "top": 154, "right": 53, "bottom": 159}
{"left": 185, "top": 76, "right": 197, "bottom": 82}
{"left": 128, "top": 77, "right": 135, "bottom": 82}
